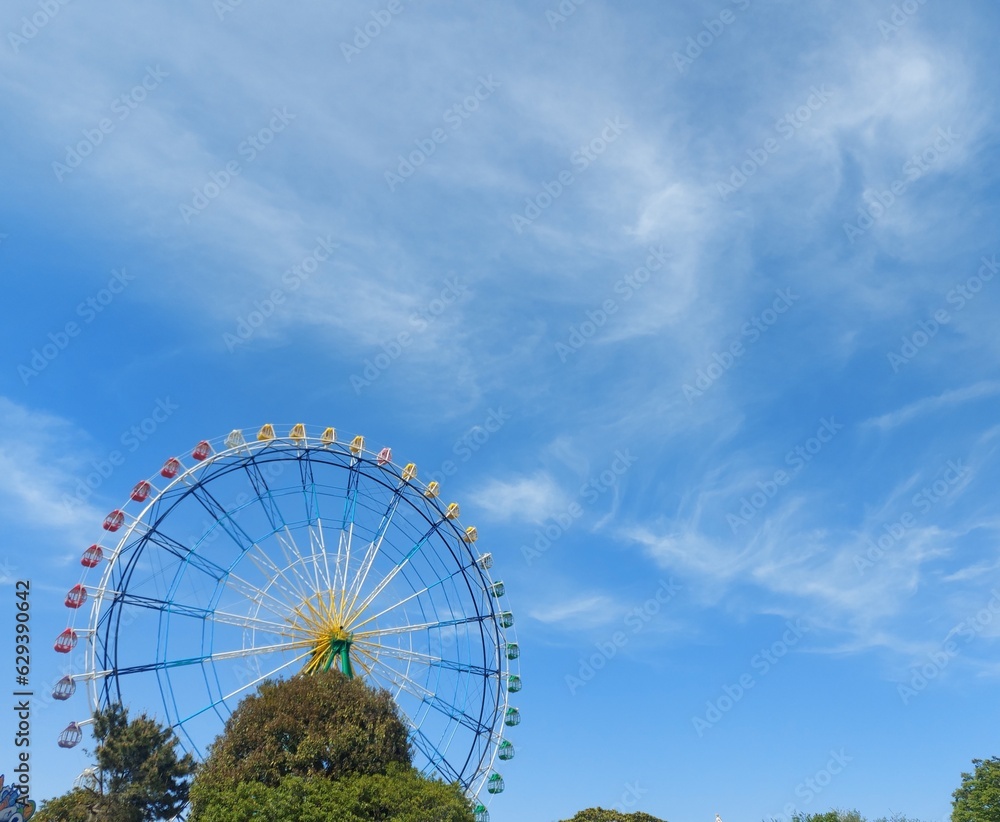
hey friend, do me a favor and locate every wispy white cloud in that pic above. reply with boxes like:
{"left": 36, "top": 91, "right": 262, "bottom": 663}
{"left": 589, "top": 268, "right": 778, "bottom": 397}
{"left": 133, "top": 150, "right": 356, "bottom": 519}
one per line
{"left": 863, "top": 380, "right": 1000, "bottom": 431}
{"left": 0, "top": 398, "right": 104, "bottom": 551}
{"left": 469, "top": 471, "right": 572, "bottom": 524}
{"left": 528, "top": 592, "right": 621, "bottom": 630}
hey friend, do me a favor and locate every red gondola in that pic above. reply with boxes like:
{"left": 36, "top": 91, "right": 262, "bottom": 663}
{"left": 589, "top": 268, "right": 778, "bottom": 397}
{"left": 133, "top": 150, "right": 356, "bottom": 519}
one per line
{"left": 81, "top": 544, "right": 103, "bottom": 568}
{"left": 192, "top": 440, "right": 211, "bottom": 461}
{"left": 54, "top": 628, "right": 78, "bottom": 653}
{"left": 65, "top": 584, "right": 87, "bottom": 609}
{"left": 52, "top": 675, "right": 76, "bottom": 700}
{"left": 377, "top": 447, "right": 392, "bottom": 466}
{"left": 58, "top": 722, "right": 83, "bottom": 749}
{"left": 131, "top": 481, "right": 151, "bottom": 502}
{"left": 161, "top": 457, "right": 181, "bottom": 478}
{"left": 103, "top": 510, "right": 125, "bottom": 532}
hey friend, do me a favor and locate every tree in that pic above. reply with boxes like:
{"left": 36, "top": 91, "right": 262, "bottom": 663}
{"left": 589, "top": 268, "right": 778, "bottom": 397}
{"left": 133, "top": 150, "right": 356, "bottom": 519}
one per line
{"left": 35, "top": 703, "right": 195, "bottom": 822}
{"left": 33, "top": 788, "right": 103, "bottom": 822}
{"left": 191, "top": 669, "right": 410, "bottom": 791}
{"left": 791, "top": 812, "right": 865, "bottom": 822}
{"left": 559, "top": 809, "right": 667, "bottom": 822}
{"left": 953, "top": 758, "right": 1000, "bottom": 822}
{"left": 190, "top": 766, "right": 473, "bottom": 822}
{"left": 189, "top": 670, "right": 472, "bottom": 822}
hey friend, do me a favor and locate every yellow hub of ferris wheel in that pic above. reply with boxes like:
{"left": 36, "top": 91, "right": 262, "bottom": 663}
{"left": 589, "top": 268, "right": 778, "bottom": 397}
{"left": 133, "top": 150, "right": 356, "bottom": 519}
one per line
{"left": 291, "top": 593, "right": 356, "bottom": 679}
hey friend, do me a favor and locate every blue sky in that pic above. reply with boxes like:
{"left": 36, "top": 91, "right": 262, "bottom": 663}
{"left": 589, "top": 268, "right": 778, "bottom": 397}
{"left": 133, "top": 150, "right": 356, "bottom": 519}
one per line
{"left": 2, "top": 0, "right": 1000, "bottom": 819}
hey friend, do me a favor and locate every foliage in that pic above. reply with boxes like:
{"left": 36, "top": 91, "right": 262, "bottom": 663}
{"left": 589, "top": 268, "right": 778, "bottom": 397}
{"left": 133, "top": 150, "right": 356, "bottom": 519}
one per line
{"left": 190, "top": 766, "right": 473, "bottom": 822}
{"left": 559, "top": 809, "right": 667, "bottom": 822}
{"left": 191, "top": 670, "right": 411, "bottom": 794}
{"left": 790, "top": 811, "right": 865, "bottom": 822}
{"left": 34, "top": 788, "right": 104, "bottom": 822}
{"left": 34, "top": 704, "right": 195, "bottom": 822}
{"left": 953, "top": 758, "right": 1000, "bottom": 822}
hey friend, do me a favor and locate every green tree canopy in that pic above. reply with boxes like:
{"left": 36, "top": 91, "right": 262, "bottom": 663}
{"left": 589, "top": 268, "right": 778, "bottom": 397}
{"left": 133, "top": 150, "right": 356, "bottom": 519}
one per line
{"left": 953, "top": 758, "right": 1000, "bottom": 822}
{"left": 189, "top": 670, "right": 471, "bottom": 822}
{"left": 790, "top": 811, "right": 865, "bottom": 822}
{"left": 192, "top": 669, "right": 411, "bottom": 792}
{"left": 34, "top": 789, "right": 105, "bottom": 822}
{"left": 559, "top": 809, "right": 667, "bottom": 822}
{"left": 35, "top": 703, "right": 195, "bottom": 822}
{"left": 190, "top": 766, "right": 472, "bottom": 822}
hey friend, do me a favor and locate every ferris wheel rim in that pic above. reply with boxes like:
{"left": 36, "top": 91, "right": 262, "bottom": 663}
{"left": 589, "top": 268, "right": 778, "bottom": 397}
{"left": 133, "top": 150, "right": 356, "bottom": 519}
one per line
{"left": 57, "top": 424, "right": 517, "bottom": 802}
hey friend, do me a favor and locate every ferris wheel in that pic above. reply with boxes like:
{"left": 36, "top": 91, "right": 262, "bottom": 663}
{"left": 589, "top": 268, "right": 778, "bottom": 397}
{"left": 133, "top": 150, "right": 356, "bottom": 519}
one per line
{"left": 53, "top": 424, "right": 520, "bottom": 817}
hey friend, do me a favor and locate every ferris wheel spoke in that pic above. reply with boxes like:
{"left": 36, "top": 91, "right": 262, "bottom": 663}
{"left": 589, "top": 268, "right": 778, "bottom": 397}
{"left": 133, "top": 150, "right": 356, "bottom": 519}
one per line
{"left": 334, "top": 456, "right": 363, "bottom": 623}
{"left": 179, "top": 485, "right": 313, "bottom": 614}
{"left": 271, "top": 532, "right": 318, "bottom": 599}
{"left": 176, "top": 646, "right": 314, "bottom": 726}
{"left": 274, "top": 526, "right": 333, "bottom": 609}
{"left": 242, "top": 453, "right": 285, "bottom": 532}
{"left": 348, "top": 556, "right": 472, "bottom": 632}
{"left": 342, "top": 482, "right": 407, "bottom": 624}
{"left": 354, "top": 646, "right": 489, "bottom": 737}
{"left": 354, "top": 647, "right": 467, "bottom": 784}
{"left": 243, "top": 540, "right": 322, "bottom": 613}
{"left": 223, "top": 571, "right": 302, "bottom": 624}
{"left": 410, "top": 726, "right": 463, "bottom": 785}
{"left": 353, "top": 640, "right": 495, "bottom": 678}
{"left": 116, "top": 637, "right": 313, "bottom": 676}
{"left": 298, "top": 450, "right": 319, "bottom": 522}
{"left": 138, "top": 529, "right": 229, "bottom": 581}
{"left": 109, "top": 590, "right": 291, "bottom": 635}
{"left": 344, "top": 524, "right": 443, "bottom": 626}
{"left": 309, "top": 518, "right": 336, "bottom": 607}
{"left": 352, "top": 613, "right": 487, "bottom": 640}
{"left": 184, "top": 479, "right": 264, "bottom": 560}
{"left": 353, "top": 645, "right": 432, "bottom": 698}
{"left": 207, "top": 607, "right": 292, "bottom": 634}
